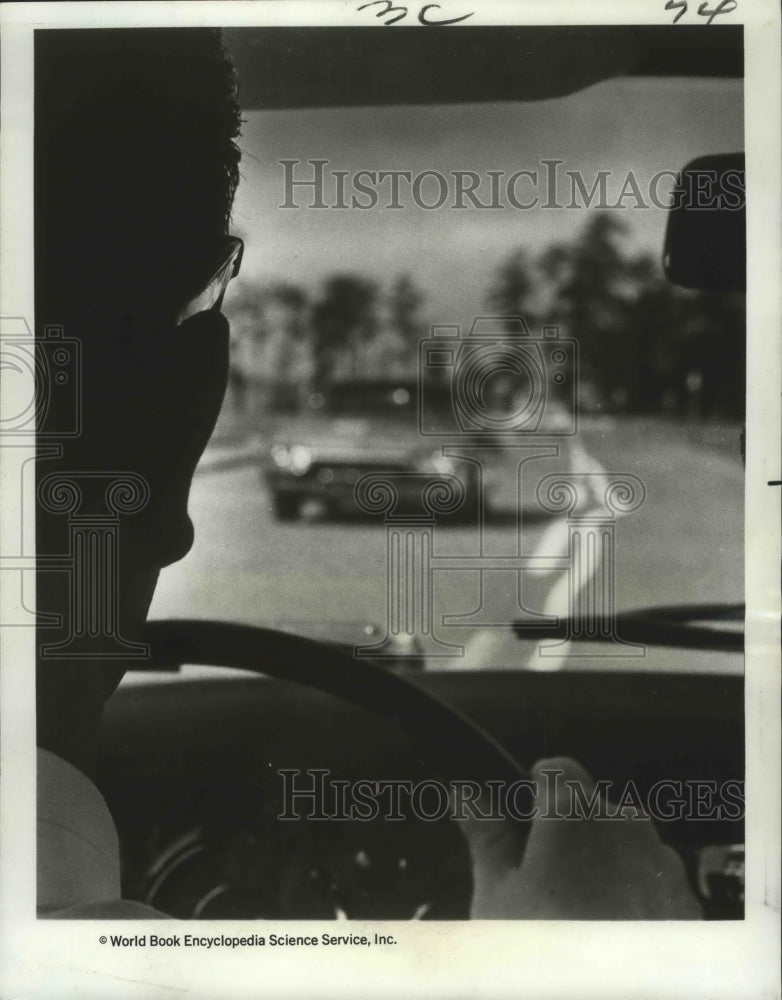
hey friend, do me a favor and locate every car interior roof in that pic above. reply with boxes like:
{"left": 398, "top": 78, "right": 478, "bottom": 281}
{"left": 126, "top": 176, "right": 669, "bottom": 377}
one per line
{"left": 224, "top": 25, "right": 743, "bottom": 110}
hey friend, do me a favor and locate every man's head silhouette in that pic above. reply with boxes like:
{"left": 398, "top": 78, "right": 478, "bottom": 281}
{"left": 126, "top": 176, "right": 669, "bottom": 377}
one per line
{"left": 35, "top": 29, "right": 243, "bottom": 774}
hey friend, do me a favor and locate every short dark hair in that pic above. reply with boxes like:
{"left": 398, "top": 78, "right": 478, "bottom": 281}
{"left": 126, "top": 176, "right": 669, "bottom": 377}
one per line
{"left": 36, "top": 28, "right": 242, "bottom": 324}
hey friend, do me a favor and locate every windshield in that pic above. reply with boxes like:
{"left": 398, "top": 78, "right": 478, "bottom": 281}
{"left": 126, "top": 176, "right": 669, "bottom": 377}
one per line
{"left": 147, "top": 75, "right": 744, "bottom": 676}
{"left": 320, "top": 382, "right": 422, "bottom": 416}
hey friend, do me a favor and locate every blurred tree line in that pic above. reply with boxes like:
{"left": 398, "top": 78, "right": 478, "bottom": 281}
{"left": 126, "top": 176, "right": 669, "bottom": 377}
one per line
{"left": 226, "top": 213, "right": 745, "bottom": 419}
{"left": 488, "top": 214, "right": 745, "bottom": 419}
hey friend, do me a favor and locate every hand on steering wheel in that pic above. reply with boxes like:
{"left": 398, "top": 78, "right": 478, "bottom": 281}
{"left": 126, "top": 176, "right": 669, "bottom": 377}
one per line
{"left": 457, "top": 757, "right": 702, "bottom": 919}
{"left": 142, "top": 623, "right": 705, "bottom": 920}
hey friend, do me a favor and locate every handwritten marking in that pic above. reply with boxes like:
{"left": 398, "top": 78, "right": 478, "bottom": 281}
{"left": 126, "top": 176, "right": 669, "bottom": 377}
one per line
{"left": 418, "top": 3, "right": 474, "bottom": 25}
{"left": 665, "top": 0, "right": 688, "bottom": 22}
{"left": 697, "top": 0, "right": 738, "bottom": 24}
{"left": 664, "top": 0, "right": 738, "bottom": 23}
{"left": 357, "top": 1, "right": 474, "bottom": 26}
{"left": 357, "top": 0, "right": 408, "bottom": 25}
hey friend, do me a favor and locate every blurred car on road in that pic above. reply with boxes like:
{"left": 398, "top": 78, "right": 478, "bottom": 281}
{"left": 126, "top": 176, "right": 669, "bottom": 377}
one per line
{"left": 262, "top": 378, "right": 481, "bottom": 521}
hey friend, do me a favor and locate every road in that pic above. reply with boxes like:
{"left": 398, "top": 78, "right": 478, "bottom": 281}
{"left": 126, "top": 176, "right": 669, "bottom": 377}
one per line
{"left": 149, "top": 417, "right": 744, "bottom": 673}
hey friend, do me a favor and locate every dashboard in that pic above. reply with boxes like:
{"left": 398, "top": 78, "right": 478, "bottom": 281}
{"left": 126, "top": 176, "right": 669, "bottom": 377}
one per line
{"left": 96, "top": 631, "right": 744, "bottom": 920}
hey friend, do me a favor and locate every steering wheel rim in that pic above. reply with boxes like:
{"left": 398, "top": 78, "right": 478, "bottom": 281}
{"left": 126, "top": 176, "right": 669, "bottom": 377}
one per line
{"left": 142, "top": 619, "right": 530, "bottom": 794}
{"left": 131, "top": 619, "right": 532, "bottom": 918}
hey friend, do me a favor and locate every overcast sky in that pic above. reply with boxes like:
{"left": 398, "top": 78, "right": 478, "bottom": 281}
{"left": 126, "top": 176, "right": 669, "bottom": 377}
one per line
{"left": 228, "top": 76, "right": 743, "bottom": 329}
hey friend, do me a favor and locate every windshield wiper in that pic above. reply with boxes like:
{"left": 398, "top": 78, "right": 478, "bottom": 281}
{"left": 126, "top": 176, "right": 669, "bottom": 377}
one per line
{"left": 512, "top": 603, "right": 743, "bottom": 652}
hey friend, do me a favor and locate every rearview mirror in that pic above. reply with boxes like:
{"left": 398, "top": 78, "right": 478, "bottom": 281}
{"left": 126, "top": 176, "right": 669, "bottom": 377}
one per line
{"left": 663, "top": 153, "right": 745, "bottom": 292}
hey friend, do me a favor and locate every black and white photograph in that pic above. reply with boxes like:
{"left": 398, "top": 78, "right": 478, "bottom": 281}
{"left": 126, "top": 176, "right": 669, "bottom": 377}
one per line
{"left": 0, "top": 2, "right": 779, "bottom": 998}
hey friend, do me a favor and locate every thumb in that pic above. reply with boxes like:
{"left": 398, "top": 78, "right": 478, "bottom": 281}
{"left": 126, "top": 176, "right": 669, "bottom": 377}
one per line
{"left": 453, "top": 758, "right": 600, "bottom": 918}
{"left": 453, "top": 758, "right": 591, "bottom": 875}
{"left": 450, "top": 779, "right": 534, "bottom": 889}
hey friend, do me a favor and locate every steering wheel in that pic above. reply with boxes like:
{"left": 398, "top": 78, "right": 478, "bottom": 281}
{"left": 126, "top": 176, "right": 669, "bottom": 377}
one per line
{"left": 131, "top": 619, "right": 532, "bottom": 919}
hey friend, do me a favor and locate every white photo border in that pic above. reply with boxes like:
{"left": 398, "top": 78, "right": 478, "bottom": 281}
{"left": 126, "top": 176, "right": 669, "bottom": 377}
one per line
{"left": 1, "top": 3, "right": 779, "bottom": 999}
